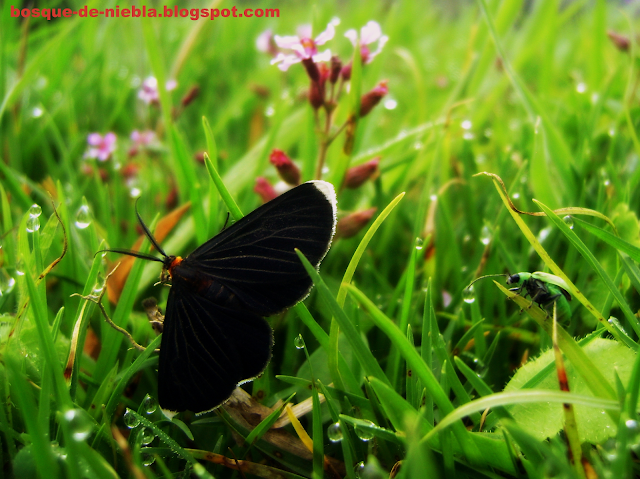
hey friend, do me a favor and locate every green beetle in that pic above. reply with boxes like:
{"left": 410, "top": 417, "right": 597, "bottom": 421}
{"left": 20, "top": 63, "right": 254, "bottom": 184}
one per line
{"left": 468, "top": 272, "right": 572, "bottom": 320}
{"left": 506, "top": 272, "right": 572, "bottom": 319}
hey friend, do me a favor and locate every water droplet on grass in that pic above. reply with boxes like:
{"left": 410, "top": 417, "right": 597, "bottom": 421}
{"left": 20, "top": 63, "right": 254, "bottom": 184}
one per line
{"left": 327, "top": 422, "right": 343, "bottom": 442}
{"left": 143, "top": 395, "right": 158, "bottom": 414}
{"left": 355, "top": 420, "right": 375, "bottom": 441}
{"left": 463, "top": 287, "right": 475, "bottom": 304}
{"left": 29, "top": 204, "right": 42, "bottom": 218}
{"left": 562, "top": 215, "right": 574, "bottom": 229}
{"left": 75, "top": 202, "right": 91, "bottom": 229}
{"left": 63, "top": 409, "right": 94, "bottom": 441}
{"left": 123, "top": 409, "right": 140, "bottom": 428}
{"left": 294, "top": 334, "right": 305, "bottom": 350}
{"left": 140, "top": 427, "right": 155, "bottom": 446}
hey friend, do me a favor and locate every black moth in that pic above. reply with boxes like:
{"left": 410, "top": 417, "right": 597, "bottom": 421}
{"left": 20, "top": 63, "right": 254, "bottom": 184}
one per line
{"left": 107, "top": 181, "right": 337, "bottom": 415}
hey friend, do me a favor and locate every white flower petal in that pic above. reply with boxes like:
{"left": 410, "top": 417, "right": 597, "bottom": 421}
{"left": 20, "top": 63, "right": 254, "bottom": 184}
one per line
{"left": 256, "top": 29, "right": 272, "bottom": 52}
{"left": 296, "top": 24, "right": 312, "bottom": 39}
{"left": 272, "top": 54, "right": 301, "bottom": 71}
{"left": 344, "top": 29, "right": 357, "bottom": 46}
{"left": 312, "top": 49, "right": 332, "bottom": 63}
{"left": 360, "top": 21, "right": 382, "bottom": 45}
{"left": 290, "top": 43, "right": 307, "bottom": 58}
{"left": 314, "top": 23, "right": 335, "bottom": 45}
{"left": 367, "top": 35, "right": 389, "bottom": 63}
{"left": 274, "top": 35, "right": 302, "bottom": 49}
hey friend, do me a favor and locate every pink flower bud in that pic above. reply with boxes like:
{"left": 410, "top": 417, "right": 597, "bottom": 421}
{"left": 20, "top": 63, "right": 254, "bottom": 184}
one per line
{"left": 341, "top": 63, "right": 352, "bottom": 81}
{"left": 330, "top": 56, "right": 342, "bottom": 83}
{"left": 254, "top": 177, "right": 279, "bottom": 203}
{"left": 269, "top": 149, "right": 301, "bottom": 185}
{"left": 360, "top": 80, "right": 388, "bottom": 117}
{"left": 337, "top": 208, "right": 377, "bottom": 239}
{"left": 302, "top": 57, "right": 320, "bottom": 82}
{"left": 309, "top": 79, "right": 325, "bottom": 110}
{"left": 181, "top": 85, "right": 200, "bottom": 107}
{"left": 607, "top": 30, "right": 630, "bottom": 52}
{"left": 194, "top": 151, "right": 206, "bottom": 164}
{"left": 344, "top": 157, "right": 380, "bottom": 189}
{"left": 120, "top": 163, "right": 139, "bottom": 180}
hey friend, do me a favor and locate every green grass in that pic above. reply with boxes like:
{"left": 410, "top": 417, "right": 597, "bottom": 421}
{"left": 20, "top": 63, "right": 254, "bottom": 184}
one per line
{"left": 3, "top": 0, "right": 640, "bottom": 477}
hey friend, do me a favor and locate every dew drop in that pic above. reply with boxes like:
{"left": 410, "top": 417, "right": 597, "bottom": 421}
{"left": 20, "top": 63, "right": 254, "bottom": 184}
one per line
{"left": 265, "top": 105, "right": 275, "bottom": 117}
{"left": 26, "top": 216, "right": 40, "bottom": 233}
{"left": 576, "top": 82, "right": 587, "bottom": 93}
{"left": 463, "top": 132, "right": 474, "bottom": 141}
{"left": 141, "top": 449, "right": 156, "bottom": 466}
{"left": 327, "top": 422, "right": 343, "bottom": 442}
{"left": 143, "top": 395, "right": 158, "bottom": 414}
{"left": 626, "top": 419, "right": 639, "bottom": 433}
{"left": 354, "top": 461, "right": 365, "bottom": 478}
{"left": 383, "top": 98, "right": 397, "bottom": 110}
{"left": 294, "top": 334, "right": 305, "bottom": 350}
{"left": 75, "top": 202, "right": 91, "bottom": 229}
{"left": 140, "top": 427, "right": 155, "bottom": 446}
{"left": 92, "top": 273, "right": 105, "bottom": 295}
{"left": 63, "top": 408, "right": 94, "bottom": 441}
{"left": 414, "top": 237, "right": 424, "bottom": 251}
{"left": 479, "top": 225, "right": 492, "bottom": 245}
{"left": 354, "top": 420, "right": 375, "bottom": 441}
{"left": 129, "top": 187, "right": 142, "bottom": 199}
{"left": 461, "top": 119, "right": 472, "bottom": 130}
{"left": 15, "top": 261, "right": 25, "bottom": 276}
{"left": 29, "top": 204, "right": 42, "bottom": 218}
{"left": 123, "top": 408, "right": 140, "bottom": 428}
{"left": 562, "top": 215, "right": 574, "bottom": 229}
{"left": 608, "top": 317, "right": 627, "bottom": 334}
{"left": 537, "top": 227, "right": 552, "bottom": 243}
{"left": 463, "top": 286, "right": 475, "bottom": 304}
{"left": 0, "top": 270, "right": 16, "bottom": 296}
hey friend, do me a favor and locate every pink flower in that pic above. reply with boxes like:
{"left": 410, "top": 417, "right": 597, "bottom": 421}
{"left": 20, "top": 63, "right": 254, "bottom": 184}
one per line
{"left": 85, "top": 132, "right": 116, "bottom": 162}
{"left": 138, "top": 76, "right": 178, "bottom": 104}
{"left": 128, "top": 130, "right": 156, "bottom": 157}
{"left": 256, "top": 29, "right": 279, "bottom": 57}
{"left": 130, "top": 130, "right": 156, "bottom": 146}
{"left": 344, "top": 21, "right": 388, "bottom": 64}
{"left": 271, "top": 21, "right": 336, "bottom": 71}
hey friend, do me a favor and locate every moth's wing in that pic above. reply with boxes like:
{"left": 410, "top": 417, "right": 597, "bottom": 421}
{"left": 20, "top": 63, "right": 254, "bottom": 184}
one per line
{"left": 157, "top": 281, "right": 273, "bottom": 415}
{"left": 185, "top": 181, "right": 337, "bottom": 315}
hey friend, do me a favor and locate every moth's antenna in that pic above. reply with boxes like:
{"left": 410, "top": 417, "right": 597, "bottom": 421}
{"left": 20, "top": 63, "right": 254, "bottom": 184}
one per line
{"left": 95, "top": 248, "right": 164, "bottom": 263}
{"left": 135, "top": 198, "right": 168, "bottom": 258}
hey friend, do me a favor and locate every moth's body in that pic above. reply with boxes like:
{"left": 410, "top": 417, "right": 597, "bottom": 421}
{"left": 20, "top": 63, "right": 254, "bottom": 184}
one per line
{"left": 166, "top": 255, "right": 240, "bottom": 308}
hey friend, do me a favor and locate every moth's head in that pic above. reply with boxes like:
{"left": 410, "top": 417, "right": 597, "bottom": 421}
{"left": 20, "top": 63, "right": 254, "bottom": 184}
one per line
{"left": 162, "top": 255, "right": 182, "bottom": 281}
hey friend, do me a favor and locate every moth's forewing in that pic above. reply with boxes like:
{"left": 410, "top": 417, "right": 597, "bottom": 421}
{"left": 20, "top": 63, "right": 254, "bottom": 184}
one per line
{"left": 183, "top": 181, "right": 337, "bottom": 315}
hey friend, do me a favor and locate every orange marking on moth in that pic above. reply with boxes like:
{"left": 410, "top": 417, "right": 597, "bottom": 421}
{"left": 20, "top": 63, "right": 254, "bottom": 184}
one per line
{"left": 168, "top": 256, "right": 183, "bottom": 277}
